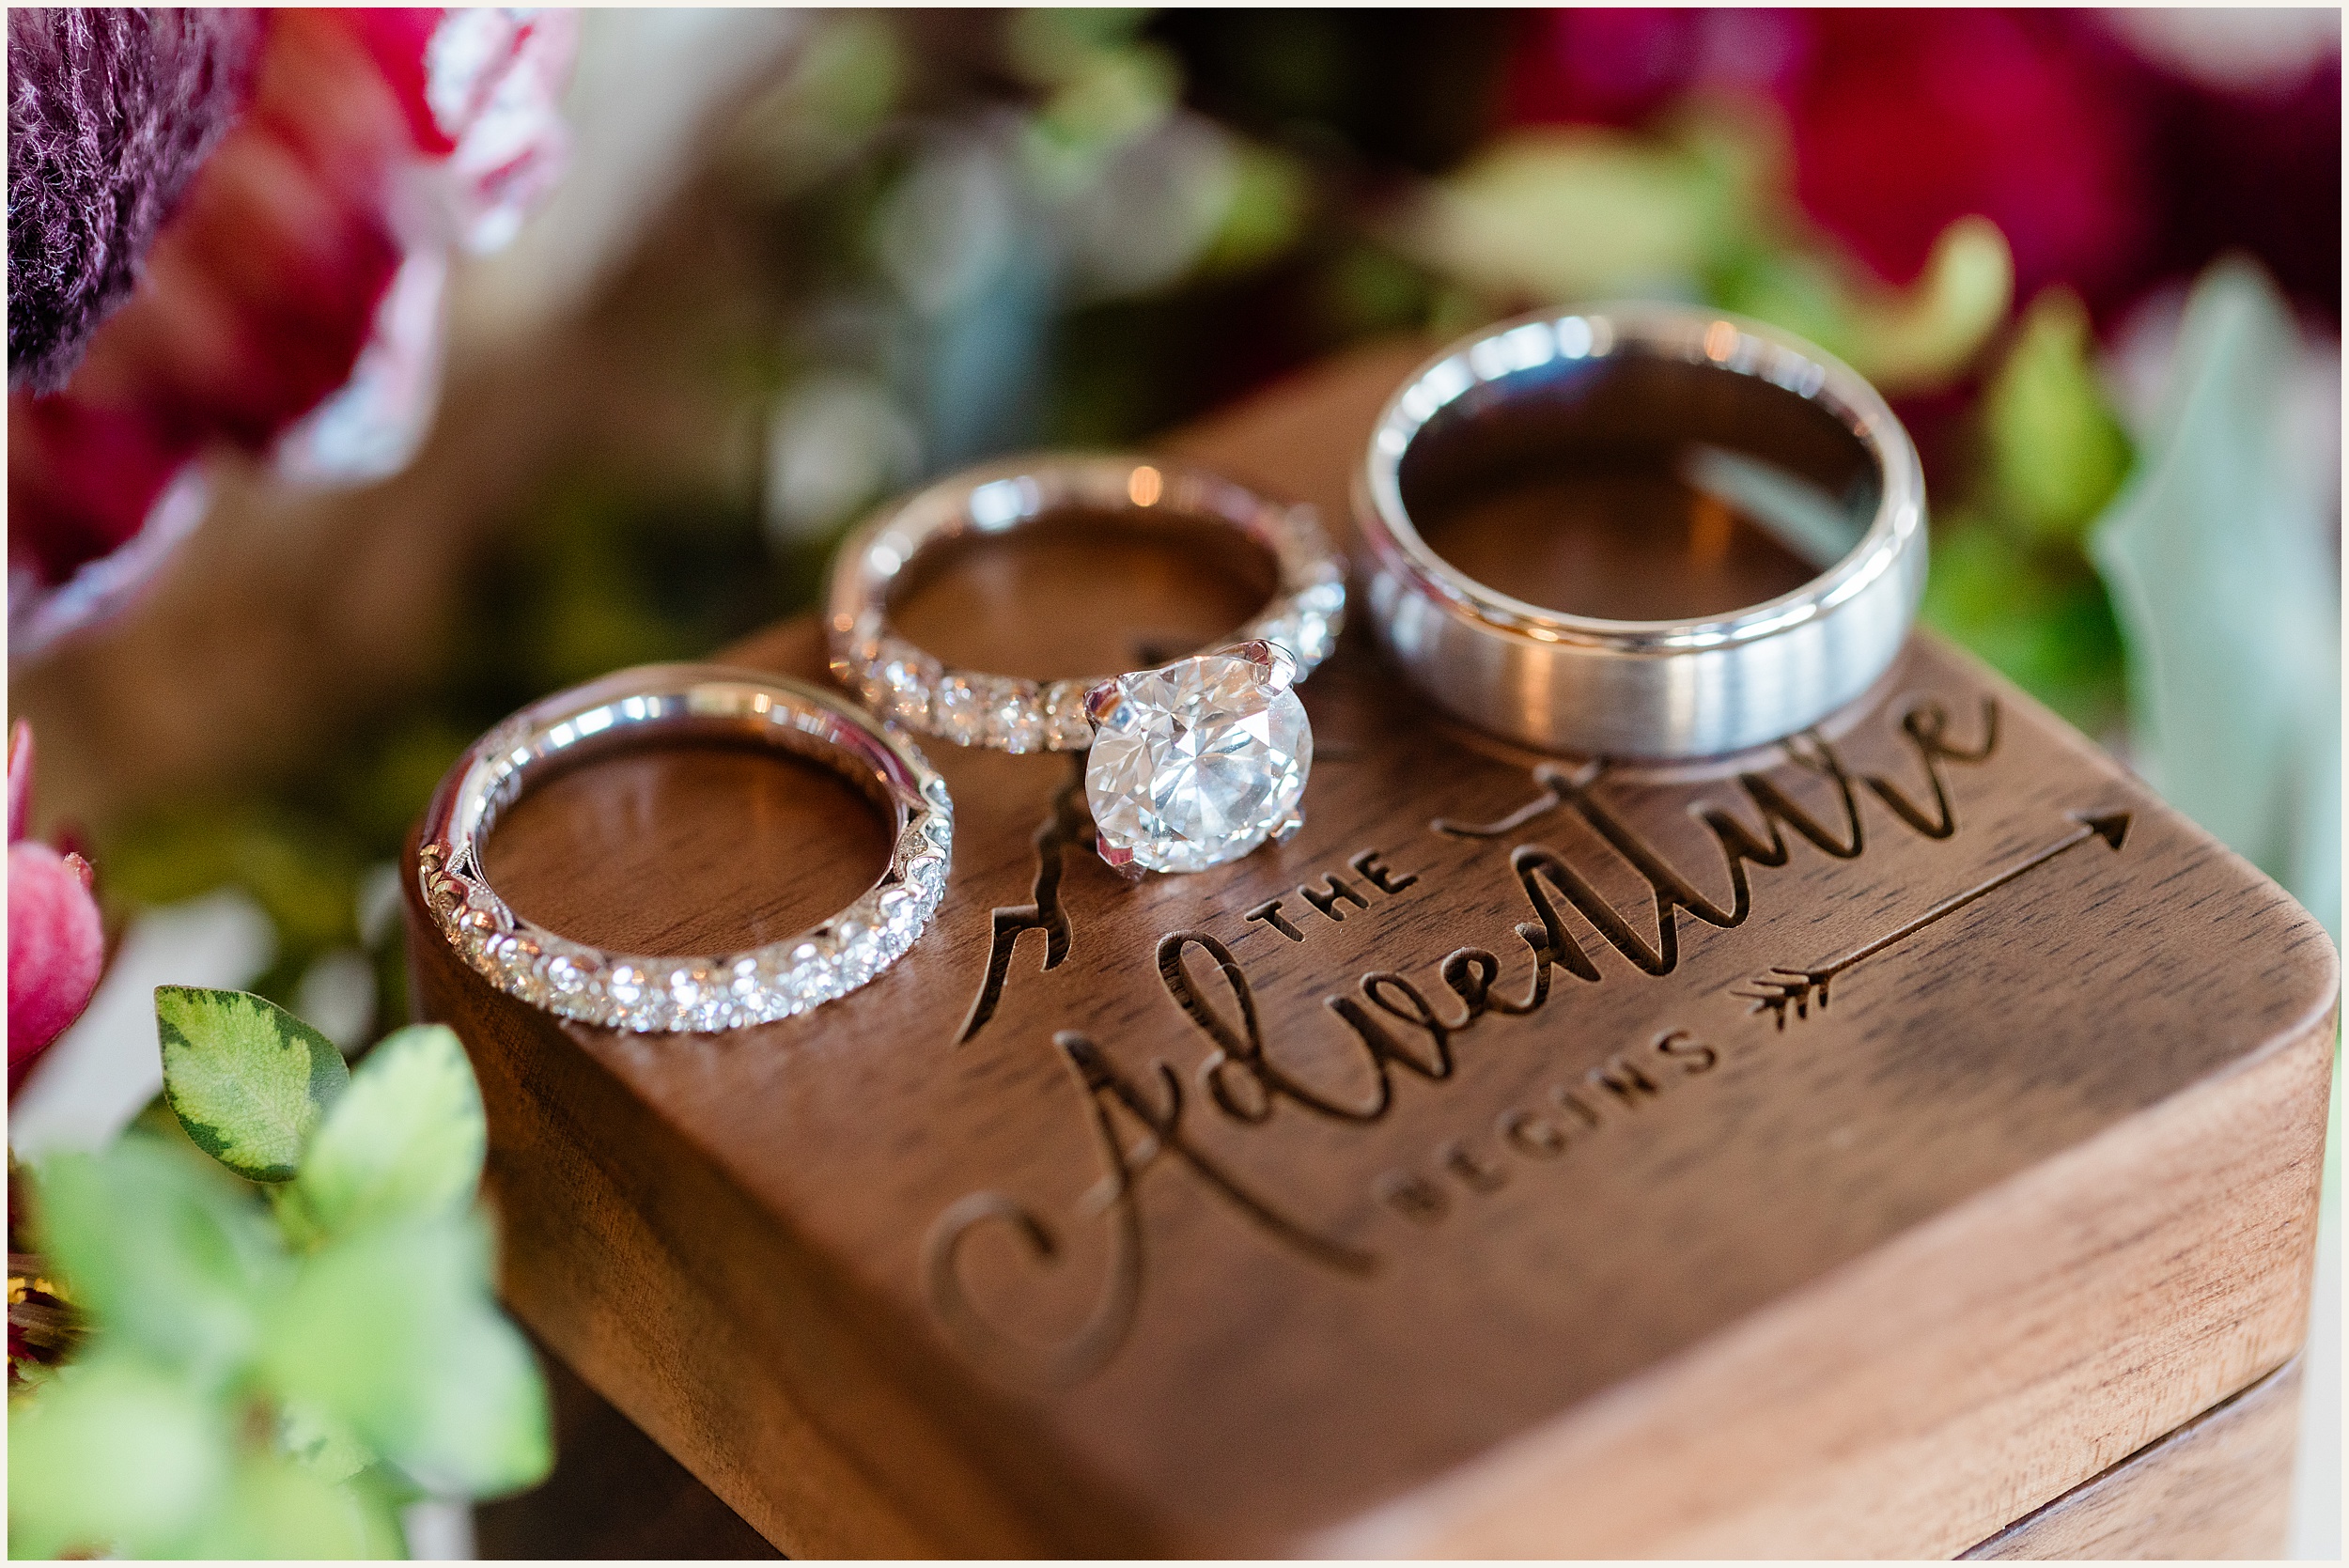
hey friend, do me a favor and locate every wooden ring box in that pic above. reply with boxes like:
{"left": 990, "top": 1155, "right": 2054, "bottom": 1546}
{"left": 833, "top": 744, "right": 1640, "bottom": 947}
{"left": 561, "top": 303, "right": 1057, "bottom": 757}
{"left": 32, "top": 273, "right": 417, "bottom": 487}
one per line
{"left": 408, "top": 345, "right": 2336, "bottom": 1557}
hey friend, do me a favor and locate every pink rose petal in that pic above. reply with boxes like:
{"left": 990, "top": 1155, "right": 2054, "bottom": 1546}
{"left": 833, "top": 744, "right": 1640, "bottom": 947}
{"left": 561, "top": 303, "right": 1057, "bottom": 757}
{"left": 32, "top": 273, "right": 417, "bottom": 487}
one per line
{"left": 7, "top": 721, "right": 30, "bottom": 845}
{"left": 8, "top": 840, "right": 105, "bottom": 1093}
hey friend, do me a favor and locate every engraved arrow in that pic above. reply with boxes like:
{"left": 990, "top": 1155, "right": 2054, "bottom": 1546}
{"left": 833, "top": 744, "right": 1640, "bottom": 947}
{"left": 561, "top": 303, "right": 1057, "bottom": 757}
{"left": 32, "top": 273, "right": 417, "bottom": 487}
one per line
{"left": 1737, "top": 811, "right": 2131, "bottom": 1028}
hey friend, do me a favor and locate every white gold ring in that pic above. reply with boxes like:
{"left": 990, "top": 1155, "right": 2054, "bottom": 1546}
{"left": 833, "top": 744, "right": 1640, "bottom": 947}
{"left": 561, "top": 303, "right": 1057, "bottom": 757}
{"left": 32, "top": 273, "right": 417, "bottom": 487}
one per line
{"left": 828, "top": 455, "right": 1344, "bottom": 877}
{"left": 1357, "top": 304, "right": 1927, "bottom": 759}
{"left": 418, "top": 664, "right": 952, "bottom": 1032}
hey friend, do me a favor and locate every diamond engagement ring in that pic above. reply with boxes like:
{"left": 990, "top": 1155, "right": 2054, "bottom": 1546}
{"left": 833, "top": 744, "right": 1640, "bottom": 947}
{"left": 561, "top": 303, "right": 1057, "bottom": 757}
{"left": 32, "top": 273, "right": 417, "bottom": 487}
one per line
{"left": 1358, "top": 303, "right": 1927, "bottom": 759}
{"left": 827, "top": 455, "right": 1344, "bottom": 877}
{"left": 418, "top": 665, "right": 952, "bottom": 1031}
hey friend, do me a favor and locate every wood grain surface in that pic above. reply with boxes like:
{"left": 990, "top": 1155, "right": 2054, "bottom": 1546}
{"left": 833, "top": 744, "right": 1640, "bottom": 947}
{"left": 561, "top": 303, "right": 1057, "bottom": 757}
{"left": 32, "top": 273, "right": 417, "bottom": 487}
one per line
{"left": 471, "top": 1342, "right": 2307, "bottom": 1560}
{"left": 407, "top": 342, "right": 2339, "bottom": 1557}
{"left": 474, "top": 1334, "right": 782, "bottom": 1560}
{"left": 1961, "top": 1356, "right": 2303, "bottom": 1560}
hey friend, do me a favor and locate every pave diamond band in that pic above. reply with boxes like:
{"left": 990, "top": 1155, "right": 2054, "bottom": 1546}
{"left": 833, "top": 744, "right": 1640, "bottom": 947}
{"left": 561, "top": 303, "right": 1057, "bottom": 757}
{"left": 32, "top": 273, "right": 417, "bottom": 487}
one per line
{"left": 419, "top": 665, "right": 951, "bottom": 1032}
{"left": 827, "top": 455, "right": 1346, "bottom": 754}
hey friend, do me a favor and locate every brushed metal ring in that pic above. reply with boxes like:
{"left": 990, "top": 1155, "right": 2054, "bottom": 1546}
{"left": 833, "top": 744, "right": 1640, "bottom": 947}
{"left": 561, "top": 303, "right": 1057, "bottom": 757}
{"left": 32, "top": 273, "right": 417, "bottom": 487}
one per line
{"left": 1355, "top": 303, "right": 1927, "bottom": 759}
{"left": 418, "top": 664, "right": 953, "bottom": 1032}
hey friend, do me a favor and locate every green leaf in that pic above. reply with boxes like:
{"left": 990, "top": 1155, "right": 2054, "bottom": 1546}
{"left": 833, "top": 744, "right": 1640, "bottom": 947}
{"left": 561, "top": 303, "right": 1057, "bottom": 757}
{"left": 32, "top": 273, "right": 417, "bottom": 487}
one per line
{"left": 31, "top": 1137, "right": 283, "bottom": 1388}
{"left": 261, "top": 1214, "right": 552, "bottom": 1498}
{"left": 1196, "top": 139, "right": 1308, "bottom": 279}
{"left": 281, "top": 1025, "right": 485, "bottom": 1247}
{"left": 2090, "top": 259, "right": 2341, "bottom": 939}
{"left": 279, "top": 1399, "right": 377, "bottom": 1487}
{"left": 159, "top": 985, "right": 350, "bottom": 1181}
{"left": 1921, "top": 517, "right": 2127, "bottom": 737}
{"left": 7, "top": 1352, "right": 233, "bottom": 1559}
{"left": 1402, "top": 123, "right": 1747, "bottom": 304}
{"left": 181, "top": 1450, "right": 406, "bottom": 1560}
{"left": 1988, "top": 287, "right": 2135, "bottom": 545}
{"left": 1839, "top": 217, "right": 2015, "bottom": 396}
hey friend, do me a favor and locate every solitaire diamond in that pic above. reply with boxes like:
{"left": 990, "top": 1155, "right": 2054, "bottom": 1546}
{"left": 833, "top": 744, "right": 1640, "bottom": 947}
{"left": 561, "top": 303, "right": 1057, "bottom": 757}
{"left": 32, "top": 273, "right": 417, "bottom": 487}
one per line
{"left": 1084, "top": 644, "right": 1310, "bottom": 876}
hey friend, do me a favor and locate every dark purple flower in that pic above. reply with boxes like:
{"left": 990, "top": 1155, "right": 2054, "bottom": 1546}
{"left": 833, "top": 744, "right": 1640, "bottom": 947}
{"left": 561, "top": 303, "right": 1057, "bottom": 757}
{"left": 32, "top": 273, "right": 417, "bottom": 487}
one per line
{"left": 7, "top": 8, "right": 261, "bottom": 395}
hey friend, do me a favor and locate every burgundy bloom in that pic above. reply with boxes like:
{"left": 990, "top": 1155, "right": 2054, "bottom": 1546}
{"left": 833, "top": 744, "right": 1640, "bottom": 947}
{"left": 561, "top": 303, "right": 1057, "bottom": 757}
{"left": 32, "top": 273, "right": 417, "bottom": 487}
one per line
{"left": 1502, "top": 8, "right": 2337, "bottom": 327}
{"left": 1502, "top": 9, "right": 2150, "bottom": 301}
{"left": 7, "top": 8, "right": 573, "bottom": 659}
{"left": 6, "top": 8, "right": 261, "bottom": 395}
{"left": 1783, "top": 11, "right": 2149, "bottom": 301}
{"left": 7, "top": 723, "right": 103, "bottom": 1096}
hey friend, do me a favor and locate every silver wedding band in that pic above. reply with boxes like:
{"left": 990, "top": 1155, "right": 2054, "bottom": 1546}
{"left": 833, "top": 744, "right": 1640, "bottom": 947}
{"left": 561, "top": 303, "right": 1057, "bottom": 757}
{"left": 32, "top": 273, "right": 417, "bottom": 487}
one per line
{"left": 827, "top": 454, "right": 1346, "bottom": 753}
{"left": 1357, "top": 304, "right": 1927, "bottom": 758}
{"left": 419, "top": 665, "right": 952, "bottom": 1032}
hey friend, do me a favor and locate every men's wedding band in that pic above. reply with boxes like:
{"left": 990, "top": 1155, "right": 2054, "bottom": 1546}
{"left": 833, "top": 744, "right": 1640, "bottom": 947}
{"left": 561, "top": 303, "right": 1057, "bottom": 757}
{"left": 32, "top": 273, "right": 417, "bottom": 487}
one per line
{"left": 1356, "top": 304, "right": 1927, "bottom": 759}
{"left": 419, "top": 665, "right": 952, "bottom": 1032}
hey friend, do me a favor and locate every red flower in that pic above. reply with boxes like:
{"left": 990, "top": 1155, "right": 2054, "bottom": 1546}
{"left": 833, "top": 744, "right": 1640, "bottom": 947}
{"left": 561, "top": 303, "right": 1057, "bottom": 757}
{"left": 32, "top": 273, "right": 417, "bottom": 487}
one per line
{"left": 1784, "top": 11, "right": 2148, "bottom": 300}
{"left": 1503, "top": 9, "right": 2151, "bottom": 300}
{"left": 8, "top": 8, "right": 573, "bottom": 659}
{"left": 7, "top": 723, "right": 103, "bottom": 1095}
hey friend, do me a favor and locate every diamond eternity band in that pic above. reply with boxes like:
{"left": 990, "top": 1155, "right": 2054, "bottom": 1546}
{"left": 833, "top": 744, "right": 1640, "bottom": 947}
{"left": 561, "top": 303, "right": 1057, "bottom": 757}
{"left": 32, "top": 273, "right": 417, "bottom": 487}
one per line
{"left": 419, "top": 665, "right": 951, "bottom": 1032}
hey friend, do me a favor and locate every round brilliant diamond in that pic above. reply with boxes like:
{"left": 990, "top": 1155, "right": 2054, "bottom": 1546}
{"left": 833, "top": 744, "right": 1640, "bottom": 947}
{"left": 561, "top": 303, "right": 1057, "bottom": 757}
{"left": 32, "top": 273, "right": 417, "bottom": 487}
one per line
{"left": 1085, "top": 650, "right": 1310, "bottom": 875}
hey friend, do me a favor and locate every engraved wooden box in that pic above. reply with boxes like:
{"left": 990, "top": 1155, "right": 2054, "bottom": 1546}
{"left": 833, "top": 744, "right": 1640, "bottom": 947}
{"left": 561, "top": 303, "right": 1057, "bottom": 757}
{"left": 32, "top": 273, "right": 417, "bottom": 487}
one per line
{"left": 404, "top": 347, "right": 2337, "bottom": 1557}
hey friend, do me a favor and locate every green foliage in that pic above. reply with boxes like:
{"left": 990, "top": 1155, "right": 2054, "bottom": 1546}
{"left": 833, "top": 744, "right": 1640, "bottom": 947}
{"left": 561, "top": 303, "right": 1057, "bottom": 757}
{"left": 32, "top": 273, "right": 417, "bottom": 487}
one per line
{"left": 1919, "top": 287, "right": 2140, "bottom": 739}
{"left": 1921, "top": 517, "right": 2128, "bottom": 737}
{"left": 262, "top": 1217, "right": 549, "bottom": 1497}
{"left": 1194, "top": 140, "right": 1310, "bottom": 279}
{"left": 102, "top": 802, "right": 374, "bottom": 1013}
{"left": 30, "top": 1139, "right": 283, "bottom": 1392}
{"left": 281, "top": 1025, "right": 484, "bottom": 1246}
{"left": 158, "top": 986, "right": 350, "bottom": 1182}
{"left": 7, "top": 1353, "right": 231, "bottom": 1558}
{"left": 182, "top": 1450, "right": 406, "bottom": 1559}
{"left": 1987, "top": 289, "right": 2136, "bottom": 545}
{"left": 9, "top": 995, "right": 550, "bottom": 1559}
{"left": 2090, "top": 260, "right": 2341, "bottom": 937}
{"left": 1406, "top": 107, "right": 2013, "bottom": 396}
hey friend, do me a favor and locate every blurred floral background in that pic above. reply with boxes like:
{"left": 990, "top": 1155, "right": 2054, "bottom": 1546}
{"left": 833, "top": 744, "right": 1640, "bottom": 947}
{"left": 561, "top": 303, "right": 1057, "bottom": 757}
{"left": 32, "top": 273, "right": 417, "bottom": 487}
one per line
{"left": 8, "top": 7, "right": 2341, "bottom": 1558}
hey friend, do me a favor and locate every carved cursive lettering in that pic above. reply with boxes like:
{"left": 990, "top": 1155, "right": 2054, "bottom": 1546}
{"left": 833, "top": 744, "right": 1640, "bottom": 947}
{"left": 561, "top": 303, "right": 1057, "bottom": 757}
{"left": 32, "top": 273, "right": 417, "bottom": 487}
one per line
{"left": 924, "top": 1028, "right": 1373, "bottom": 1389}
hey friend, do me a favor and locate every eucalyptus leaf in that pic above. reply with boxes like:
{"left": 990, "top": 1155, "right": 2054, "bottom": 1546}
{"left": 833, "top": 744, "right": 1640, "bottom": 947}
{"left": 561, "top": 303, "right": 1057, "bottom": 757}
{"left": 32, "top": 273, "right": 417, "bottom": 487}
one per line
{"left": 31, "top": 1136, "right": 284, "bottom": 1389}
{"left": 284, "top": 1024, "right": 486, "bottom": 1246}
{"left": 181, "top": 1451, "right": 406, "bottom": 1560}
{"left": 159, "top": 985, "right": 350, "bottom": 1181}
{"left": 7, "top": 1352, "right": 232, "bottom": 1559}
{"left": 262, "top": 1214, "right": 552, "bottom": 1498}
{"left": 2090, "top": 260, "right": 2341, "bottom": 939}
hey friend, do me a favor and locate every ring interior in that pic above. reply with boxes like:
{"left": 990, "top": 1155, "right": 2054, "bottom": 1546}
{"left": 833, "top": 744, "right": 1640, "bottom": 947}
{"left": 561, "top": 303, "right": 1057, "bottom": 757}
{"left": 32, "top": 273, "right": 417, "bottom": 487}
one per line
{"left": 471, "top": 699, "right": 909, "bottom": 956}
{"left": 887, "top": 506, "right": 1282, "bottom": 679}
{"left": 1396, "top": 352, "right": 1884, "bottom": 626}
{"left": 484, "top": 706, "right": 910, "bottom": 830}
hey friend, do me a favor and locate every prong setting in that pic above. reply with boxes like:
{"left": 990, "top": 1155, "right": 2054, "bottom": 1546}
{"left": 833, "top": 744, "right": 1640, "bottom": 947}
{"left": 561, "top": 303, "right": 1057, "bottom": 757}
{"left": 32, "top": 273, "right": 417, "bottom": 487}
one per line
{"left": 1095, "top": 841, "right": 1147, "bottom": 881}
{"left": 1082, "top": 648, "right": 1314, "bottom": 878}
{"left": 1228, "top": 638, "right": 1299, "bottom": 693}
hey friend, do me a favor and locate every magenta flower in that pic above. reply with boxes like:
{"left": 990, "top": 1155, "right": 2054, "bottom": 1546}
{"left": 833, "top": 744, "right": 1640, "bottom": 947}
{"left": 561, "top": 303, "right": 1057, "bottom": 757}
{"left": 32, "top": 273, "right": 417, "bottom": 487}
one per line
{"left": 7, "top": 723, "right": 104, "bottom": 1095}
